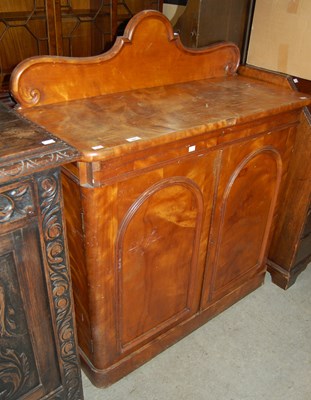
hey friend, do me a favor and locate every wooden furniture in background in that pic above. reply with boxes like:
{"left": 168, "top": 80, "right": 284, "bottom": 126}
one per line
{"left": 10, "top": 11, "right": 311, "bottom": 387}
{"left": 0, "top": 0, "right": 163, "bottom": 90}
{"left": 265, "top": 75, "right": 311, "bottom": 289}
{"left": 0, "top": 103, "right": 83, "bottom": 399}
{"left": 174, "top": 0, "right": 256, "bottom": 64}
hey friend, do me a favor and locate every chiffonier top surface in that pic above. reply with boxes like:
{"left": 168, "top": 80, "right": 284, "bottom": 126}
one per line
{"left": 9, "top": 11, "right": 311, "bottom": 163}
{"left": 15, "top": 76, "right": 311, "bottom": 163}
{"left": 0, "top": 103, "right": 79, "bottom": 184}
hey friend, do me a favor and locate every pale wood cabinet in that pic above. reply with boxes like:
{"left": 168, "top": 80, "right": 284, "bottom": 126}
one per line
{"left": 59, "top": 110, "right": 297, "bottom": 387}
{"left": 61, "top": 146, "right": 218, "bottom": 368}
{"left": 10, "top": 11, "right": 311, "bottom": 387}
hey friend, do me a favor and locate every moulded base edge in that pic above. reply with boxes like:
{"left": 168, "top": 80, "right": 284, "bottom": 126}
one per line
{"left": 80, "top": 272, "right": 265, "bottom": 388}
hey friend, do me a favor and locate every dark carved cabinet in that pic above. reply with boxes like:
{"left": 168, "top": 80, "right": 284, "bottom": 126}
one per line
{"left": 0, "top": 104, "right": 83, "bottom": 399}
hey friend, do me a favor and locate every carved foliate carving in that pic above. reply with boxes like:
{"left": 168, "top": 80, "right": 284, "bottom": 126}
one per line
{"left": 0, "top": 149, "right": 77, "bottom": 184}
{"left": 36, "top": 169, "right": 83, "bottom": 400}
{"left": 0, "top": 349, "right": 30, "bottom": 400}
{"left": 0, "top": 282, "right": 16, "bottom": 338}
{"left": 0, "top": 254, "right": 39, "bottom": 399}
{"left": 0, "top": 183, "right": 34, "bottom": 223}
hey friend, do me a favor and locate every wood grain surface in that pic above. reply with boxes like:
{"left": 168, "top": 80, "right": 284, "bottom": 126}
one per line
{"left": 10, "top": 10, "right": 240, "bottom": 108}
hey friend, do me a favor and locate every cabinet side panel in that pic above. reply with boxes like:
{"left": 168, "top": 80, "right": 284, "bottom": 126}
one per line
{"left": 268, "top": 111, "right": 311, "bottom": 270}
{"left": 79, "top": 183, "right": 120, "bottom": 368}
{"left": 61, "top": 172, "right": 93, "bottom": 358}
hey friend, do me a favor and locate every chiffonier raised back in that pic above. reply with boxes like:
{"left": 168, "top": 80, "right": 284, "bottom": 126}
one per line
{"left": 10, "top": 10, "right": 240, "bottom": 108}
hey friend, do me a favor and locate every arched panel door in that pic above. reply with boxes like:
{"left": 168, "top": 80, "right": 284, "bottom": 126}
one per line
{"left": 77, "top": 151, "right": 217, "bottom": 369}
{"left": 116, "top": 177, "right": 204, "bottom": 353}
{"left": 201, "top": 133, "right": 287, "bottom": 308}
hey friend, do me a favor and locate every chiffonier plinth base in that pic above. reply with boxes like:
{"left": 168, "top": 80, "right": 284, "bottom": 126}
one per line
{"left": 80, "top": 273, "right": 265, "bottom": 388}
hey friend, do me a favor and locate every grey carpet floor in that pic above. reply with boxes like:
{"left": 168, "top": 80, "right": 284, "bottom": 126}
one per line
{"left": 82, "top": 264, "right": 311, "bottom": 399}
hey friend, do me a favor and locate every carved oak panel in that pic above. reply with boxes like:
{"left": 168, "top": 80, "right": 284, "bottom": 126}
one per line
{"left": 0, "top": 243, "right": 39, "bottom": 400}
{"left": 0, "top": 169, "right": 83, "bottom": 399}
{"left": 0, "top": 217, "right": 62, "bottom": 399}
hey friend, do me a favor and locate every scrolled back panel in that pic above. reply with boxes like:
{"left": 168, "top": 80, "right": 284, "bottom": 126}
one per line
{"left": 10, "top": 10, "right": 240, "bottom": 108}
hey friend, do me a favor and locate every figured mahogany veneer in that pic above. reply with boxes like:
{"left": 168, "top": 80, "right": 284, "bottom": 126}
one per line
{"left": 239, "top": 66, "right": 311, "bottom": 288}
{"left": 10, "top": 11, "right": 240, "bottom": 108}
{"left": 10, "top": 11, "right": 311, "bottom": 387}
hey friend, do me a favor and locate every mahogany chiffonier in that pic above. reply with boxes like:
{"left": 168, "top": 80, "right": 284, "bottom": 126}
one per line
{"left": 9, "top": 11, "right": 311, "bottom": 387}
{"left": 0, "top": 103, "right": 84, "bottom": 399}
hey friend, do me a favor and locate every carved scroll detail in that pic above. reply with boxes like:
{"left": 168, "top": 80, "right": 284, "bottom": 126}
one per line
{"left": 0, "top": 149, "right": 77, "bottom": 183}
{"left": 23, "top": 88, "right": 41, "bottom": 107}
{"left": 0, "top": 283, "right": 16, "bottom": 338}
{"left": 0, "top": 349, "right": 30, "bottom": 400}
{"left": 225, "top": 61, "right": 238, "bottom": 75}
{"left": 37, "top": 170, "right": 83, "bottom": 400}
{"left": 0, "top": 195, "right": 14, "bottom": 222}
{"left": 0, "top": 183, "right": 34, "bottom": 223}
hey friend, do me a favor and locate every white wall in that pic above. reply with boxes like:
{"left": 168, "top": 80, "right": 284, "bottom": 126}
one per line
{"left": 163, "top": 3, "right": 186, "bottom": 25}
{"left": 247, "top": 0, "right": 311, "bottom": 79}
